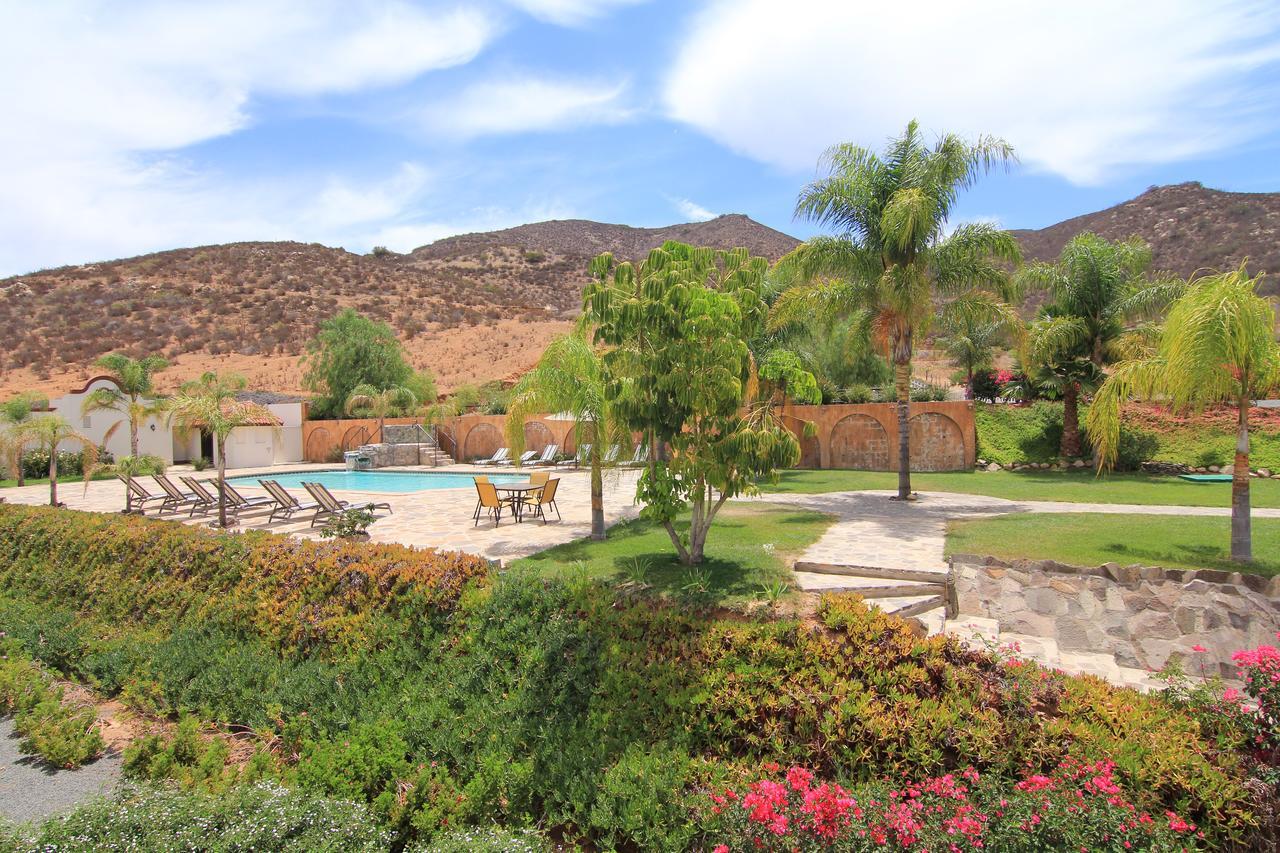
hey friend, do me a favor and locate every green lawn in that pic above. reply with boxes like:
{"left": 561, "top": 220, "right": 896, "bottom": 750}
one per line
{"left": 509, "top": 502, "right": 835, "bottom": 603}
{"left": 946, "top": 513, "right": 1280, "bottom": 576}
{"left": 760, "top": 468, "right": 1280, "bottom": 508}
{"left": 0, "top": 471, "right": 117, "bottom": 489}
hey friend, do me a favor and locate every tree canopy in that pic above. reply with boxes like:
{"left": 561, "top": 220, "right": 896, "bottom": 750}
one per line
{"left": 302, "top": 310, "right": 414, "bottom": 418}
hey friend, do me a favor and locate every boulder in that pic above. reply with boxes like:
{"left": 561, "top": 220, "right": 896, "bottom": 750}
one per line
{"left": 985, "top": 462, "right": 1002, "bottom": 472}
{"left": 1221, "top": 464, "right": 1234, "bottom": 475}
{"left": 1258, "top": 468, "right": 1272, "bottom": 478}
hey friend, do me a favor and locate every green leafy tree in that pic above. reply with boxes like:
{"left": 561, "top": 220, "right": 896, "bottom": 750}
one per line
{"left": 302, "top": 310, "right": 412, "bottom": 418}
{"left": 17, "top": 415, "right": 99, "bottom": 507}
{"left": 1, "top": 393, "right": 48, "bottom": 486}
{"left": 80, "top": 353, "right": 168, "bottom": 511}
{"left": 937, "top": 311, "right": 1004, "bottom": 396}
{"left": 1019, "top": 233, "right": 1182, "bottom": 458}
{"left": 1087, "top": 265, "right": 1280, "bottom": 562}
{"left": 505, "top": 332, "right": 627, "bottom": 539}
{"left": 585, "top": 241, "right": 818, "bottom": 564}
{"left": 772, "top": 121, "right": 1022, "bottom": 500}
{"left": 343, "top": 385, "right": 417, "bottom": 442}
{"left": 166, "top": 372, "right": 263, "bottom": 529}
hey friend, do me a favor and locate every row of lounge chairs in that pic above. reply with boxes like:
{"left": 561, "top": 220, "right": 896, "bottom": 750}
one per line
{"left": 124, "top": 474, "right": 391, "bottom": 528}
{"left": 473, "top": 443, "right": 648, "bottom": 469}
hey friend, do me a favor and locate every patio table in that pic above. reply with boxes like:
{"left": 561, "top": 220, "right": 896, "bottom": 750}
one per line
{"left": 493, "top": 482, "right": 543, "bottom": 522}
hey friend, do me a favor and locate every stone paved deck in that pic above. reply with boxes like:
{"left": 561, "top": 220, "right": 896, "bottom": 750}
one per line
{"left": 0, "top": 464, "right": 642, "bottom": 563}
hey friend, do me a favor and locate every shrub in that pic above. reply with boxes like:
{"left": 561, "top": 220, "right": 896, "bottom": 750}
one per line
{"left": 19, "top": 448, "right": 88, "bottom": 480}
{"left": 0, "top": 645, "right": 104, "bottom": 768}
{"left": 23, "top": 782, "right": 390, "bottom": 851}
{"left": 410, "top": 826, "right": 548, "bottom": 851}
{"left": 589, "top": 744, "right": 697, "bottom": 851}
{"left": 839, "top": 383, "right": 873, "bottom": 404}
{"left": 970, "top": 369, "right": 1002, "bottom": 402}
{"left": 0, "top": 504, "right": 492, "bottom": 654}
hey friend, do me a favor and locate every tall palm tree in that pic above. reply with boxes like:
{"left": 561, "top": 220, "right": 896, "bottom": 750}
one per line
{"left": 344, "top": 384, "right": 417, "bottom": 442}
{"left": 19, "top": 415, "right": 99, "bottom": 507}
{"left": 1087, "top": 265, "right": 1279, "bottom": 562}
{"left": 1, "top": 393, "right": 47, "bottom": 486}
{"left": 82, "top": 353, "right": 168, "bottom": 512}
{"left": 1018, "top": 234, "right": 1181, "bottom": 458}
{"left": 1024, "top": 316, "right": 1105, "bottom": 457}
{"left": 772, "top": 121, "right": 1022, "bottom": 499}
{"left": 166, "top": 372, "right": 260, "bottom": 529}
{"left": 505, "top": 332, "right": 625, "bottom": 540}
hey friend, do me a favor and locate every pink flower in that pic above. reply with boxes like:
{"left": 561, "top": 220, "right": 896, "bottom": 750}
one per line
{"left": 712, "top": 846, "right": 729, "bottom": 853}
{"left": 1191, "top": 644, "right": 1206, "bottom": 653}
{"left": 786, "top": 766, "right": 814, "bottom": 793}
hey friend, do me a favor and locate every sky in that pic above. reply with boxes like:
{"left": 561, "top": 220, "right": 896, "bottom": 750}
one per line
{"left": 2, "top": 0, "right": 1279, "bottom": 277}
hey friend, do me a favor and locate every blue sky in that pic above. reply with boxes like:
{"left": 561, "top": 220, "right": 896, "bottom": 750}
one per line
{"left": 2, "top": 0, "right": 1279, "bottom": 276}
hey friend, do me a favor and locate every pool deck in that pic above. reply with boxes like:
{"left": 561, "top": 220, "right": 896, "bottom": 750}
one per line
{"left": 0, "top": 463, "right": 643, "bottom": 563}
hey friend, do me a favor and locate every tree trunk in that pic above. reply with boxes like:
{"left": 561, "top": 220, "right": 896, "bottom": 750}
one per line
{"left": 1060, "top": 383, "right": 1082, "bottom": 458}
{"left": 216, "top": 436, "right": 228, "bottom": 529}
{"left": 1231, "top": 398, "right": 1252, "bottom": 562}
{"left": 893, "top": 359, "right": 913, "bottom": 501}
{"left": 589, "top": 441, "right": 605, "bottom": 540}
{"left": 48, "top": 448, "right": 58, "bottom": 507}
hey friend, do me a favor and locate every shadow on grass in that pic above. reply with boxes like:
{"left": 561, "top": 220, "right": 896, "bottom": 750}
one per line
{"left": 1098, "top": 542, "right": 1279, "bottom": 576}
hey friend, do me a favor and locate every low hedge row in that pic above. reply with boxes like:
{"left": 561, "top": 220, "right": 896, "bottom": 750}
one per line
{"left": 0, "top": 506, "right": 1265, "bottom": 848}
{"left": 0, "top": 505, "right": 492, "bottom": 653}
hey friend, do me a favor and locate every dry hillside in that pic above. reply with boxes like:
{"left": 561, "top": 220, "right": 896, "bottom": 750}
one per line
{"left": 0, "top": 215, "right": 798, "bottom": 397}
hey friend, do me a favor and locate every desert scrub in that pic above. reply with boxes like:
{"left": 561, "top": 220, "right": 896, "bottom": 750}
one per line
{"left": 0, "top": 644, "right": 103, "bottom": 768}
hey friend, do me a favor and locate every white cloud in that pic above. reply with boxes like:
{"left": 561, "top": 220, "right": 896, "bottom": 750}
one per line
{"left": 0, "top": 1, "right": 497, "bottom": 274}
{"left": 663, "top": 0, "right": 1280, "bottom": 184}
{"left": 673, "top": 198, "right": 716, "bottom": 221}
{"left": 503, "top": 0, "right": 648, "bottom": 26}
{"left": 416, "top": 76, "right": 633, "bottom": 138}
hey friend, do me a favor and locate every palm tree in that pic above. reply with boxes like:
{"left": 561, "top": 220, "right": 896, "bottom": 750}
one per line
{"left": 505, "top": 332, "right": 625, "bottom": 540}
{"left": 1025, "top": 316, "right": 1105, "bottom": 457}
{"left": 1087, "top": 265, "right": 1279, "bottom": 562}
{"left": 19, "top": 415, "right": 99, "bottom": 507}
{"left": 166, "top": 372, "right": 259, "bottom": 528}
{"left": 81, "top": 353, "right": 168, "bottom": 512}
{"left": 937, "top": 311, "right": 1004, "bottom": 397}
{"left": 343, "top": 384, "right": 417, "bottom": 442}
{"left": 772, "top": 121, "right": 1022, "bottom": 500}
{"left": 1018, "top": 233, "right": 1181, "bottom": 458}
{"left": 1, "top": 393, "right": 47, "bottom": 486}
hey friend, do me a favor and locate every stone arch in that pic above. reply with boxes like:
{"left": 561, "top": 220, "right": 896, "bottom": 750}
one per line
{"left": 909, "top": 412, "right": 966, "bottom": 471}
{"left": 304, "top": 427, "right": 332, "bottom": 462}
{"left": 462, "top": 423, "right": 502, "bottom": 462}
{"left": 782, "top": 416, "right": 822, "bottom": 469}
{"left": 340, "top": 425, "right": 371, "bottom": 451}
{"left": 524, "top": 421, "right": 554, "bottom": 452}
{"left": 829, "top": 413, "right": 891, "bottom": 470}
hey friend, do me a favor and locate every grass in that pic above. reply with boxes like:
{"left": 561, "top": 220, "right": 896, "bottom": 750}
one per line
{"left": 760, "top": 468, "right": 1280, "bottom": 508}
{"left": 0, "top": 471, "right": 117, "bottom": 489}
{"left": 508, "top": 502, "right": 835, "bottom": 604}
{"left": 946, "top": 513, "right": 1280, "bottom": 577}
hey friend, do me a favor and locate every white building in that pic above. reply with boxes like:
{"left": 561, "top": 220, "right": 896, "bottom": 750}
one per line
{"left": 45, "top": 377, "right": 306, "bottom": 469}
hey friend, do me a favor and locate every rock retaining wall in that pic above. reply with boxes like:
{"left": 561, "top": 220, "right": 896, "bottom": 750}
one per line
{"left": 951, "top": 554, "right": 1280, "bottom": 678}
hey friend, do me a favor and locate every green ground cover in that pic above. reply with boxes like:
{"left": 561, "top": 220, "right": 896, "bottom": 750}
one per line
{"left": 761, "top": 468, "right": 1280, "bottom": 507}
{"left": 946, "top": 513, "right": 1280, "bottom": 576}
{"left": 509, "top": 502, "right": 833, "bottom": 603}
{"left": 0, "top": 471, "right": 116, "bottom": 489}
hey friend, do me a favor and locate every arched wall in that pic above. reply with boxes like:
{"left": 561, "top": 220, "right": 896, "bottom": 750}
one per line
{"left": 828, "top": 413, "right": 891, "bottom": 470}
{"left": 777, "top": 401, "right": 975, "bottom": 471}
{"left": 908, "top": 412, "right": 967, "bottom": 472}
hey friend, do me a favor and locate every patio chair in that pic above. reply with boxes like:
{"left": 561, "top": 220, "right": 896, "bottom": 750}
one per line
{"left": 303, "top": 481, "right": 391, "bottom": 528}
{"left": 602, "top": 444, "right": 621, "bottom": 465}
{"left": 473, "top": 480, "right": 514, "bottom": 526}
{"left": 475, "top": 447, "right": 509, "bottom": 466}
{"left": 620, "top": 443, "right": 649, "bottom": 468}
{"left": 556, "top": 443, "right": 590, "bottom": 469}
{"left": 525, "top": 477, "right": 561, "bottom": 524}
{"left": 531, "top": 444, "right": 559, "bottom": 466}
{"left": 151, "top": 473, "right": 203, "bottom": 515}
{"left": 179, "top": 476, "right": 219, "bottom": 516}
{"left": 119, "top": 475, "right": 169, "bottom": 514}
{"left": 259, "top": 479, "right": 321, "bottom": 522}
{"left": 471, "top": 475, "right": 490, "bottom": 520}
{"left": 498, "top": 450, "right": 538, "bottom": 467}
{"left": 214, "top": 479, "right": 275, "bottom": 519}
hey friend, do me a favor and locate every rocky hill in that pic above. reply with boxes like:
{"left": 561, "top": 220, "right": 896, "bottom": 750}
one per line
{"left": 0, "top": 215, "right": 799, "bottom": 397}
{"left": 1012, "top": 182, "right": 1280, "bottom": 292}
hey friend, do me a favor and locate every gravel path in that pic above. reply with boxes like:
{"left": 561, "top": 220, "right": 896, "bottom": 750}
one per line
{"left": 0, "top": 717, "right": 121, "bottom": 826}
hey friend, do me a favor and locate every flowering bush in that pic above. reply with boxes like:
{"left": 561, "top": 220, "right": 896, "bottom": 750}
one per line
{"left": 1231, "top": 641, "right": 1280, "bottom": 780}
{"left": 701, "top": 759, "right": 1203, "bottom": 851}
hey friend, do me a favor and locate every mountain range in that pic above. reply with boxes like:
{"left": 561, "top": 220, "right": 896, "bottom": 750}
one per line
{"left": 0, "top": 182, "right": 1275, "bottom": 399}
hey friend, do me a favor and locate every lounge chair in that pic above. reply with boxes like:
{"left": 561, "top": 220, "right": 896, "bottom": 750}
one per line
{"left": 472, "top": 480, "right": 514, "bottom": 526}
{"left": 530, "top": 444, "right": 559, "bottom": 467}
{"left": 620, "top": 443, "right": 649, "bottom": 468}
{"left": 120, "top": 475, "right": 170, "bottom": 514}
{"left": 151, "top": 473, "right": 203, "bottom": 515}
{"left": 556, "top": 443, "right": 590, "bottom": 469}
{"left": 475, "top": 448, "right": 509, "bottom": 466}
{"left": 525, "top": 477, "right": 561, "bottom": 524}
{"left": 498, "top": 450, "right": 538, "bottom": 467}
{"left": 214, "top": 479, "right": 275, "bottom": 519}
{"left": 602, "top": 445, "right": 621, "bottom": 465}
{"left": 303, "top": 481, "right": 391, "bottom": 528}
{"left": 179, "top": 476, "right": 219, "bottom": 516}
{"left": 259, "top": 479, "right": 321, "bottom": 522}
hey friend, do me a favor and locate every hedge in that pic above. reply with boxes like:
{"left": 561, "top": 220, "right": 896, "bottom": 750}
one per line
{"left": 0, "top": 504, "right": 492, "bottom": 653}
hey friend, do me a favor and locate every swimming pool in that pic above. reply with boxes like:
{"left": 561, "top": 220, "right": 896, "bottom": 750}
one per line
{"left": 227, "top": 470, "right": 526, "bottom": 494}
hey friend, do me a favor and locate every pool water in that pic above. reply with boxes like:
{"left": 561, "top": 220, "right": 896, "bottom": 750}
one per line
{"left": 228, "top": 470, "right": 526, "bottom": 494}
